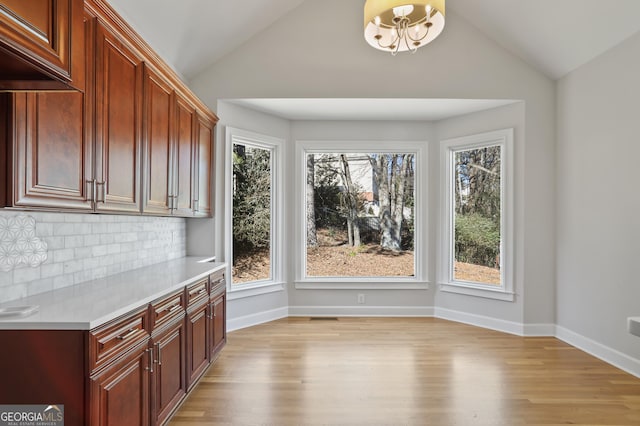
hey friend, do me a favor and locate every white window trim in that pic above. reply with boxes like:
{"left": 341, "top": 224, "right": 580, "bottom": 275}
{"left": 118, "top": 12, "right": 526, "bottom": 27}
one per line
{"left": 438, "top": 128, "right": 515, "bottom": 302}
{"left": 225, "top": 127, "right": 285, "bottom": 299}
{"left": 295, "top": 140, "right": 429, "bottom": 290}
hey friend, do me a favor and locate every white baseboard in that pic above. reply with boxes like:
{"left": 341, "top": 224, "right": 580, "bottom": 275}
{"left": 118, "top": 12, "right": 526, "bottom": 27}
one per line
{"left": 227, "top": 306, "right": 288, "bottom": 332}
{"left": 434, "top": 307, "right": 525, "bottom": 335}
{"left": 556, "top": 326, "right": 640, "bottom": 378}
{"left": 288, "top": 305, "right": 435, "bottom": 318}
{"left": 522, "top": 323, "right": 556, "bottom": 337}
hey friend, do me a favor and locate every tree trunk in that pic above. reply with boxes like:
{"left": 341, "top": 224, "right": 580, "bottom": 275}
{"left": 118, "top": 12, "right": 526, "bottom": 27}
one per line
{"left": 306, "top": 154, "right": 318, "bottom": 247}
{"left": 370, "top": 154, "right": 413, "bottom": 252}
{"left": 339, "top": 155, "right": 361, "bottom": 247}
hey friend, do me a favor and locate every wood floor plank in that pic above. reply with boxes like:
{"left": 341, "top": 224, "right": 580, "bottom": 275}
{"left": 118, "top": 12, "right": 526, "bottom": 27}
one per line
{"left": 169, "top": 317, "right": 640, "bottom": 425}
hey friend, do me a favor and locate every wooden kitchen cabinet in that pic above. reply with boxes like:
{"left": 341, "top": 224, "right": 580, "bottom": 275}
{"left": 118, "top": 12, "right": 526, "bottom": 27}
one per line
{"left": 0, "top": 0, "right": 85, "bottom": 90}
{"left": 0, "top": 268, "right": 226, "bottom": 426}
{"left": 149, "top": 289, "right": 187, "bottom": 425}
{"left": 185, "top": 277, "right": 210, "bottom": 389}
{"left": 2, "top": 91, "right": 94, "bottom": 210}
{"left": 1, "top": 0, "right": 216, "bottom": 216}
{"left": 209, "top": 272, "right": 227, "bottom": 358}
{"left": 142, "top": 65, "right": 173, "bottom": 215}
{"left": 93, "top": 19, "right": 143, "bottom": 214}
{"left": 172, "top": 93, "right": 197, "bottom": 216}
{"left": 90, "top": 341, "right": 151, "bottom": 426}
{"left": 194, "top": 112, "right": 214, "bottom": 217}
{"left": 88, "top": 307, "right": 151, "bottom": 425}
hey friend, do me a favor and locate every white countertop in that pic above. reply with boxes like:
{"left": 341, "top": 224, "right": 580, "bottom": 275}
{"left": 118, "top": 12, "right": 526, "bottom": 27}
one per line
{"left": 0, "top": 257, "right": 225, "bottom": 330}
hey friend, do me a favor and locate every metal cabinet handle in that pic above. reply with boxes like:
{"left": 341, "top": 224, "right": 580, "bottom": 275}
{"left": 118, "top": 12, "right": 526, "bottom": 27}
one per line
{"left": 86, "top": 180, "right": 95, "bottom": 202}
{"left": 96, "top": 181, "right": 105, "bottom": 203}
{"left": 145, "top": 347, "right": 154, "bottom": 372}
{"left": 167, "top": 304, "right": 181, "bottom": 313}
{"left": 116, "top": 328, "right": 138, "bottom": 340}
{"left": 157, "top": 343, "right": 162, "bottom": 366}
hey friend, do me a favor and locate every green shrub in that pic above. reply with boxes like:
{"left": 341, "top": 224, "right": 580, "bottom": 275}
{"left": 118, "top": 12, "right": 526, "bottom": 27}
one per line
{"left": 454, "top": 213, "right": 500, "bottom": 267}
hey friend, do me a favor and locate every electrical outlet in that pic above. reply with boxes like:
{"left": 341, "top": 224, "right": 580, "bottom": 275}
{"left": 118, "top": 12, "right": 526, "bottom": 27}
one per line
{"left": 357, "top": 294, "right": 365, "bottom": 304}
{"left": 629, "top": 317, "right": 640, "bottom": 338}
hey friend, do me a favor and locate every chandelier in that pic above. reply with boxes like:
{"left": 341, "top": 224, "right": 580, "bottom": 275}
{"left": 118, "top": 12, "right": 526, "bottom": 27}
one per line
{"left": 364, "top": 0, "right": 446, "bottom": 55}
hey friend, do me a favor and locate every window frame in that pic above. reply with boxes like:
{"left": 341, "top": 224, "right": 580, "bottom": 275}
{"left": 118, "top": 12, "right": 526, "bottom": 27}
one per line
{"left": 224, "top": 127, "right": 285, "bottom": 299}
{"left": 439, "top": 128, "right": 515, "bottom": 301}
{"left": 295, "top": 140, "right": 429, "bottom": 290}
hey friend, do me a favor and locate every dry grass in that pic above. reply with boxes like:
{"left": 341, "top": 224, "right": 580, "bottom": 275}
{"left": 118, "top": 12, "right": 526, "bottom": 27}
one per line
{"left": 233, "top": 228, "right": 500, "bottom": 284}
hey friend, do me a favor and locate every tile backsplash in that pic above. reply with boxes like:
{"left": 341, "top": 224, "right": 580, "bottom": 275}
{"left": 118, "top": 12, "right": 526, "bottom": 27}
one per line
{"left": 0, "top": 211, "right": 186, "bottom": 303}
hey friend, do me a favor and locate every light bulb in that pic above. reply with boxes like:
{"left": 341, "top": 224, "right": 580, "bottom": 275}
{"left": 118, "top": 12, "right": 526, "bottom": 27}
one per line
{"left": 393, "top": 5, "right": 414, "bottom": 17}
{"left": 374, "top": 16, "right": 381, "bottom": 27}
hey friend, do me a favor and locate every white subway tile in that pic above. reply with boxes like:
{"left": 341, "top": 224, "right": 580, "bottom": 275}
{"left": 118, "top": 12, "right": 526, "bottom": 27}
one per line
{"left": 63, "top": 259, "right": 83, "bottom": 274}
{"left": 65, "top": 235, "right": 85, "bottom": 248}
{"left": 41, "top": 263, "right": 63, "bottom": 279}
{"left": 54, "top": 248, "right": 75, "bottom": 263}
{"left": 13, "top": 267, "right": 41, "bottom": 284}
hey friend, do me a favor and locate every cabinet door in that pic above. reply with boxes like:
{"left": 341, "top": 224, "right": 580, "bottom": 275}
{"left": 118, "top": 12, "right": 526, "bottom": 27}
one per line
{"left": 210, "top": 291, "right": 227, "bottom": 358}
{"left": 186, "top": 301, "right": 209, "bottom": 389}
{"left": 6, "top": 92, "right": 93, "bottom": 210}
{"left": 151, "top": 320, "right": 186, "bottom": 425}
{"left": 172, "top": 94, "right": 196, "bottom": 216}
{"left": 90, "top": 344, "right": 150, "bottom": 426}
{"left": 142, "top": 66, "right": 173, "bottom": 215}
{"left": 193, "top": 112, "right": 214, "bottom": 217}
{"left": 0, "top": 0, "right": 85, "bottom": 90}
{"left": 94, "top": 21, "right": 143, "bottom": 213}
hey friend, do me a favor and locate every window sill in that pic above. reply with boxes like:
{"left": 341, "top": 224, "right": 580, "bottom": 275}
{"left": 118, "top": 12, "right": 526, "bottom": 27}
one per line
{"left": 295, "top": 280, "right": 429, "bottom": 290}
{"left": 227, "top": 281, "right": 286, "bottom": 301}
{"left": 439, "top": 282, "right": 515, "bottom": 302}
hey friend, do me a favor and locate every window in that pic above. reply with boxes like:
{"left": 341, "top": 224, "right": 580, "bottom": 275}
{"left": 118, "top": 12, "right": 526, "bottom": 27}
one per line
{"left": 296, "top": 140, "right": 428, "bottom": 289}
{"left": 439, "top": 129, "right": 514, "bottom": 301}
{"left": 225, "top": 127, "right": 283, "bottom": 297}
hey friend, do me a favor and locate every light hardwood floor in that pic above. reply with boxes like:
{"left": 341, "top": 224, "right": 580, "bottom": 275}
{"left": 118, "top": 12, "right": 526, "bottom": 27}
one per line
{"left": 170, "top": 317, "right": 640, "bottom": 425}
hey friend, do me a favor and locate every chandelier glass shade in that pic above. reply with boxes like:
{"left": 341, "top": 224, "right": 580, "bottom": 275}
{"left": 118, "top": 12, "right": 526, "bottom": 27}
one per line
{"left": 364, "top": 0, "right": 445, "bottom": 55}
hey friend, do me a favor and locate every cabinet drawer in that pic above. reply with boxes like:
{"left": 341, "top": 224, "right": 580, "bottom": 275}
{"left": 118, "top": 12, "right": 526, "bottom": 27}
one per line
{"left": 210, "top": 272, "right": 225, "bottom": 294}
{"left": 89, "top": 308, "right": 149, "bottom": 373}
{"left": 186, "top": 278, "right": 208, "bottom": 307}
{"left": 150, "top": 290, "right": 184, "bottom": 330}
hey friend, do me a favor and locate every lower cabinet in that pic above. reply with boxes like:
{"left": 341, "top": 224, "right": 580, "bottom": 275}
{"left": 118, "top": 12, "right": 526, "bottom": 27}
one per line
{"left": 89, "top": 341, "right": 151, "bottom": 426}
{"left": 186, "top": 296, "right": 209, "bottom": 389}
{"left": 210, "top": 285, "right": 227, "bottom": 357}
{"left": 0, "top": 272, "right": 226, "bottom": 426}
{"left": 151, "top": 318, "right": 186, "bottom": 425}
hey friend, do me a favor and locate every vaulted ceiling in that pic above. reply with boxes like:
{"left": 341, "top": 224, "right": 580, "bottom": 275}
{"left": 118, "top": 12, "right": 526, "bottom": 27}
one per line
{"left": 108, "top": 0, "right": 640, "bottom": 81}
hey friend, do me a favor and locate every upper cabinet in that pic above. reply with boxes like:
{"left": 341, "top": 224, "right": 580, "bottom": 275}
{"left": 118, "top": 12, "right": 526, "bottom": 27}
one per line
{"left": 194, "top": 112, "right": 214, "bottom": 217}
{"left": 141, "top": 66, "right": 173, "bottom": 215}
{"left": 93, "top": 19, "right": 143, "bottom": 214}
{"left": 0, "top": 0, "right": 85, "bottom": 91}
{"left": 1, "top": 0, "right": 218, "bottom": 217}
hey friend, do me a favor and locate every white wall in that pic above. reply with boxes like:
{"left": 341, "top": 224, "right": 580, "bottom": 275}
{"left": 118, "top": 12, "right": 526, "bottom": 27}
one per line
{"left": 557, "top": 32, "right": 640, "bottom": 369}
{"left": 190, "top": 0, "right": 556, "bottom": 329}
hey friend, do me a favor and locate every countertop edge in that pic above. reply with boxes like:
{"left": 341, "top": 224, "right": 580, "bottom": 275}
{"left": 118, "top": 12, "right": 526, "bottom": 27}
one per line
{"left": 0, "top": 258, "right": 226, "bottom": 331}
